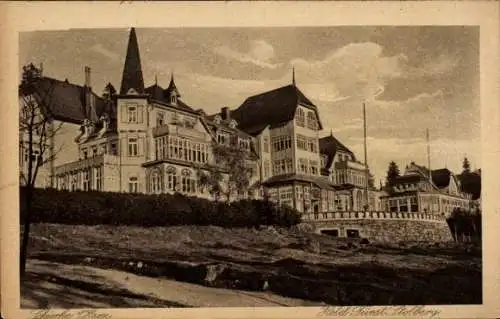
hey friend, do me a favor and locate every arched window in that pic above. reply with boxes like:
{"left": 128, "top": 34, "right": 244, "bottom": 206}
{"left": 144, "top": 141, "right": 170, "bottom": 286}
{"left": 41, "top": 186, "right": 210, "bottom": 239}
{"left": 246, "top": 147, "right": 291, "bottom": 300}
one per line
{"left": 166, "top": 166, "right": 177, "bottom": 191}
{"left": 150, "top": 169, "right": 162, "bottom": 194}
{"left": 181, "top": 169, "right": 196, "bottom": 193}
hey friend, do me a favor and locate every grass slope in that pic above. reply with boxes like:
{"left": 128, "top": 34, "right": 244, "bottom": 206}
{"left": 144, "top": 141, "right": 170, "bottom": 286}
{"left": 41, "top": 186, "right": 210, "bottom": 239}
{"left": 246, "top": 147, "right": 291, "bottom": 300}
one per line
{"left": 23, "top": 223, "right": 482, "bottom": 305}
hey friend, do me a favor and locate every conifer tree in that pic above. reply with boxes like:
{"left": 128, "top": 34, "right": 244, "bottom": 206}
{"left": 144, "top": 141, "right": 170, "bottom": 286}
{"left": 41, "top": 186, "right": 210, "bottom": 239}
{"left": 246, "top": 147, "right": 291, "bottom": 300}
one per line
{"left": 385, "top": 161, "right": 400, "bottom": 191}
{"left": 462, "top": 157, "right": 471, "bottom": 173}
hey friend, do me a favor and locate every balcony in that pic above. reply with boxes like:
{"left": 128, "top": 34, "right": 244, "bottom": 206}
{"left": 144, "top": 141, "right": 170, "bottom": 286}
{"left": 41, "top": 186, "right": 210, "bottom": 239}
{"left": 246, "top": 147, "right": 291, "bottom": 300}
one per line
{"left": 302, "top": 211, "right": 445, "bottom": 223}
{"left": 335, "top": 160, "right": 367, "bottom": 171}
{"left": 54, "top": 154, "right": 119, "bottom": 175}
{"left": 152, "top": 124, "right": 169, "bottom": 137}
{"left": 153, "top": 123, "right": 206, "bottom": 140}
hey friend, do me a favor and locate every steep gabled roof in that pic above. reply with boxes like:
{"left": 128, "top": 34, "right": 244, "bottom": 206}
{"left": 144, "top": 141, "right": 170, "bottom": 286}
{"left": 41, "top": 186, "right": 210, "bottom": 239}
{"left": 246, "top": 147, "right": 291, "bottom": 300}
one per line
{"left": 231, "top": 84, "right": 322, "bottom": 133}
{"left": 430, "top": 168, "right": 453, "bottom": 189}
{"left": 319, "top": 133, "right": 355, "bottom": 169}
{"left": 457, "top": 171, "right": 481, "bottom": 200}
{"left": 20, "top": 76, "right": 106, "bottom": 125}
{"left": 402, "top": 164, "right": 467, "bottom": 192}
{"left": 393, "top": 174, "right": 424, "bottom": 184}
{"left": 145, "top": 83, "right": 165, "bottom": 101}
{"left": 150, "top": 97, "right": 198, "bottom": 115}
{"left": 262, "top": 173, "right": 335, "bottom": 190}
{"left": 119, "top": 28, "right": 145, "bottom": 95}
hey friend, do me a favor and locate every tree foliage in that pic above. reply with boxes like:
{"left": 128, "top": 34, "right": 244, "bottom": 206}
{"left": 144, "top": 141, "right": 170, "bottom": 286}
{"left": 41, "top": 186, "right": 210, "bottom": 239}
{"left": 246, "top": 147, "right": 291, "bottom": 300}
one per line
{"left": 385, "top": 161, "right": 400, "bottom": 191}
{"left": 368, "top": 172, "right": 375, "bottom": 189}
{"left": 446, "top": 207, "right": 481, "bottom": 243}
{"left": 20, "top": 187, "right": 302, "bottom": 228}
{"left": 462, "top": 157, "right": 471, "bottom": 173}
{"left": 197, "top": 141, "right": 254, "bottom": 202}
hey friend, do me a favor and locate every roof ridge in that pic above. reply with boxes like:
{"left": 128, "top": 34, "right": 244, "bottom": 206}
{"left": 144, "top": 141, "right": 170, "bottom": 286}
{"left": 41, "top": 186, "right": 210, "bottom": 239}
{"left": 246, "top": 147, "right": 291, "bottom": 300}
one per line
{"left": 243, "top": 84, "right": 295, "bottom": 100}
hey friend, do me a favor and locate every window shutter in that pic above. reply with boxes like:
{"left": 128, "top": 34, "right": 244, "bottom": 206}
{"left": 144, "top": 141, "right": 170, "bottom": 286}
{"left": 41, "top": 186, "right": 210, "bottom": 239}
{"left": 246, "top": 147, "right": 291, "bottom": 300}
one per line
{"left": 121, "top": 105, "right": 127, "bottom": 123}
{"left": 138, "top": 136, "right": 144, "bottom": 157}
{"left": 138, "top": 106, "right": 144, "bottom": 123}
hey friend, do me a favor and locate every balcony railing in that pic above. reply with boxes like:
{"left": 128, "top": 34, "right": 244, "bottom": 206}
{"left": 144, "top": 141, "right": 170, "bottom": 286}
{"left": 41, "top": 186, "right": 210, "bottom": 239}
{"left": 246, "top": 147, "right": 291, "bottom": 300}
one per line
{"left": 54, "top": 154, "right": 119, "bottom": 175}
{"left": 302, "top": 211, "right": 445, "bottom": 223}
{"left": 153, "top": 123, "right": 206, "bottom": 140}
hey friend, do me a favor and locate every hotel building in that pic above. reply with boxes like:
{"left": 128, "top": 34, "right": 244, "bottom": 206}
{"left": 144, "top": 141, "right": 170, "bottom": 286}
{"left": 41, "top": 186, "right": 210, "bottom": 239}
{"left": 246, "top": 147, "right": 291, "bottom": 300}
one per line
{"left": 20, "top": 28, "right": 476, "bottom": 218}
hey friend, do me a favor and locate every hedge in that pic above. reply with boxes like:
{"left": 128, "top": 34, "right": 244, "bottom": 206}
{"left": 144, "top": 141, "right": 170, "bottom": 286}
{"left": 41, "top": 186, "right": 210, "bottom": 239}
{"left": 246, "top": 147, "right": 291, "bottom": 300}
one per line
{"left": 20, "top": 187, "right": 302, "bottom": 228}
{"left": 446, "top": 208, "right": 482, "bottom": 243}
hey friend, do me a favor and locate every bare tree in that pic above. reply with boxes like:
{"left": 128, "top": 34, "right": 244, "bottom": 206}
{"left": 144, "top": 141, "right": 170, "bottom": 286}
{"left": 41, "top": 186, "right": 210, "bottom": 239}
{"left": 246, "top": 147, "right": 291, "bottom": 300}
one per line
{"left": 19, "top": 63, "right": 62, "bottom": 277}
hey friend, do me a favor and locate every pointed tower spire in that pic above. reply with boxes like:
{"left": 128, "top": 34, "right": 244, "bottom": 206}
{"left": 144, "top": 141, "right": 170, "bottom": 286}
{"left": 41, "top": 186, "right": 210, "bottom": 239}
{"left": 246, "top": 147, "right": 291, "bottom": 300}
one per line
{"left": 292, "top": 67, "right": 296, "bottom": 86}
{"left": 120, "top": 27, "right": 145, "bottom": 95}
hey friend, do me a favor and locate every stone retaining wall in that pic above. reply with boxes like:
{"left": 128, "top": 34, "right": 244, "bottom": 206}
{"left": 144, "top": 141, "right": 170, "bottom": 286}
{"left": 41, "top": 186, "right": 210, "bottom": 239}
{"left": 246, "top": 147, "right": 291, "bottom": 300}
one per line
{"left": 310, "top": 219, "right": 453, "bottom": 242}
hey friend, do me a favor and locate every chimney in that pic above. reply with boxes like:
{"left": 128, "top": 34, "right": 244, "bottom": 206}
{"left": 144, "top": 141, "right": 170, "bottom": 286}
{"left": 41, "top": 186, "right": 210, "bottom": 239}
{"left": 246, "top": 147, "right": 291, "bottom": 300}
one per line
{"left": 84, "top": 66, "right": 97, "bottom": 122}
{"left": 100, "top": 114, "right": 109, "bottom": 133}
{"left": 221, "top": 107, "right": 230, "bottom": 121}
{"left": 82, "top": 119, "right": 91, "bottom": 138}
{"left": 85, "top": 66, "right": 92, "bottom": 88}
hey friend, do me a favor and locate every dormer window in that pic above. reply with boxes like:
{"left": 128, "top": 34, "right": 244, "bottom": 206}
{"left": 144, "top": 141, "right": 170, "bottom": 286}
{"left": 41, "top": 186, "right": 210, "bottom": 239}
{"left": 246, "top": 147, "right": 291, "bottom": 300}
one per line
{"left": 127, "top": 88, "right": 138, "bottom": 95}
{"left": 217, "top": 131, "right": 229, "bottom": 145}
{"left": 170, "top": 94, "right": 177, "bottom": 105}
{"left": 239, "top": 138, "right": 249, "bottom": 150}
{"left": 229, "top": 119, "right": 238, "bottom": 129}
{"left": 214, "top": 115, "right": 222, "bottom": 125}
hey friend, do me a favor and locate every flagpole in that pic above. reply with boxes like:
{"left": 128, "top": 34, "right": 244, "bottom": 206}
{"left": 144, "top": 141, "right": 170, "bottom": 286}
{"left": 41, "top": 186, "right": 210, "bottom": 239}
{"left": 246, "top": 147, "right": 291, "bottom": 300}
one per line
{"left": 363, "top": 101, "right": 369, "bottom": 210}
{"left": 426, "top": 128, "right": 432, "bottom": 183}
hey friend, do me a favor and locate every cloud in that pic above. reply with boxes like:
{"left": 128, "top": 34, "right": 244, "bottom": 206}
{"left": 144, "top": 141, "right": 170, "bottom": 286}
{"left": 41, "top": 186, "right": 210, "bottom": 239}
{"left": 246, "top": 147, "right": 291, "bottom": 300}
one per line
{"left": 289, "top": 42, "right": 458, "bottom": 104}
{"left": 90, "top": 44, "right": 120, "bottom": 62}
{"left": 327, "top": 119, "right": 364, "bottom": 133}
{"left": 407, "top": 55, "right": 459, "bottom": 77}
{"left": 214, "top": 40, "right": 282, "bottom": 69}
{"left": 373, "top": 90, "right": 444, "bottom": 110}
{"left": 291, "top": 42, "right": 409, "bottom": 101}
{"left": 165, "top": 71, "right": 283, "bottom": 113}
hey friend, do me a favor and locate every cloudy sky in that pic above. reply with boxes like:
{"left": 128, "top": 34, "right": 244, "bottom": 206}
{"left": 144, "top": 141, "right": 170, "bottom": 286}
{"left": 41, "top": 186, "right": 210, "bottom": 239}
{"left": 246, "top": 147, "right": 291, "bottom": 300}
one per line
{"left": 19, "top": 27, "right": 480, "bottom": 184}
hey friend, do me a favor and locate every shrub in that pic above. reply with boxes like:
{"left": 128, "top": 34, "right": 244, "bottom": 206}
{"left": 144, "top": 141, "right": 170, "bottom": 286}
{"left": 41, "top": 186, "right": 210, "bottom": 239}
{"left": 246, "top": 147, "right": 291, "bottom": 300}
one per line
{"left": 20, "top": 187, "right": 302, "bottom": 228}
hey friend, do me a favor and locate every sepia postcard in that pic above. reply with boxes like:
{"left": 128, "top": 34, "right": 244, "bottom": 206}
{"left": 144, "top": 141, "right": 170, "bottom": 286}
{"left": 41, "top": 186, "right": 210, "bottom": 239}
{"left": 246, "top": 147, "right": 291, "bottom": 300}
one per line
{"left": 1, "top": 1, "right": 499, "bottom": 319}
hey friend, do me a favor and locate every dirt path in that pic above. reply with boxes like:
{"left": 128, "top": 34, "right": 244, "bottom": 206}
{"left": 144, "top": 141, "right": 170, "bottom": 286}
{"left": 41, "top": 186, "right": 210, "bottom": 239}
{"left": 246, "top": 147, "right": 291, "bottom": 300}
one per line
{"left": 22, "top": 259, "right": 320, "bottom": 308}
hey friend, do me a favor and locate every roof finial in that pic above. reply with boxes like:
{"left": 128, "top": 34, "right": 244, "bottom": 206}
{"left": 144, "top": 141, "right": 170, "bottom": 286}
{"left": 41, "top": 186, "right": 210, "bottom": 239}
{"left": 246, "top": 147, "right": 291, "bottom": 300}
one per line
{"left": 155, "top": 74, "right": 158, "bottom": 85}
{"left": 292, "top": 66, "right": 296, "bottom": 86}
{"left": 330, "top": 129, "right": 333, "bottom": 137}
